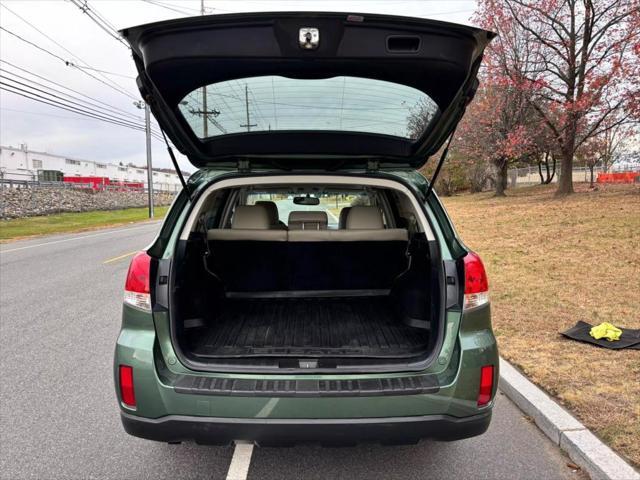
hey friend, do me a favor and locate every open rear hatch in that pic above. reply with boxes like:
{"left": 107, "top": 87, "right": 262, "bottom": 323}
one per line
{"left": 121, "top": 12, "right": 494, "bottom": 170}
{"left": 123, "top": 13, "right": 493, "bottom": 372}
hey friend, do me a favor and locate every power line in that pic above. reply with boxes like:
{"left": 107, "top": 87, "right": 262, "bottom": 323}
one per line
{"left": 188, "top": 88, "right": 414, "bottom": 112}
{"left": 0, "top": 106, "right": 132, "bottom": 123}
{"left": 1, "top": 105, "right": 168, "bottom": 142}
{"left": 0, "top": 82, "right": 148, "bottom": 133}
{"left": 0, "top": 25, "right": 138, "bottom": 100}
{"left": 141, "top": 0, "right": 231, "bottom": 15}
{"left": 0, "top": 84, "right": 156, "bottom": 135}
{"left": 0, "top": 106, "right": 84, "bottom": 119}
{"left": 0, "top": 25, "right": 67, "bottom": 63}
{"left": 0, "top": 73, "right": 144, "bottom": 128}
{"left": 82, "top": 1, "right": 119, "bottom": 32}
{"left": 65, "top": 64, "right": 135, "bottom": 80}
{"left": 0, "top": 59, "right": 151, "bottom": 131}
{"left": 0, "top": 2, "right": 135, "bottom": 83}
{"left": 0, "top": 76, "right": 164, "bottom": 140}
{"left": 248, "top": 87, "right": 269, "bottom": 130}
{"left": 0, "top": 64, "right": 143, "bottom": 121}
{"left": 140, "top": 0, "right": 194, "bottom": 16}
{"left": 68, "top": 0, "right": 130, "bottom": 49}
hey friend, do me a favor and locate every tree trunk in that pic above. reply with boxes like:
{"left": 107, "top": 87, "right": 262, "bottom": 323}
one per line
{"left": 539, "top": 152, "right": 556, "bottom": 184}
{"left": 494, "top": 158, "right": 508, "bottom": 197}
{"left": 589, "top": 165, "right": 595, "bottom": 187}
{"left": 548, "top": 156, "right": 557, "bottom": 184}
{"left": 556, "top": 117, "right": 577, "bottom": 196}
{"left": 538, "top": 161, "right": 545, "bottom": 184}
{"left": 556, "top": 149, "right": 575, "bottom": 196}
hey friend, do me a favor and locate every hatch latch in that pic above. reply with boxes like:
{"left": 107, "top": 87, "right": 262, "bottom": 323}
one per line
{"left": 237, "top": 159, "right": 250, "bottom": 172}
{"left": 367, "top": 159, "right": 380, "bottom": 172}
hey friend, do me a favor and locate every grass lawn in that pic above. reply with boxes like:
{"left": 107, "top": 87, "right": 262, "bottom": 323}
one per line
{"left": 0, "top": 205, "right": 169, "bottom": 242}
{"left": 442, "top": 183, "right": 640, "bottom": 468}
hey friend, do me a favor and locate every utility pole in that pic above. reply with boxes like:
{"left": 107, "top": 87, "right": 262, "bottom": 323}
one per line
{"left": 201, "top": 0, "right": 208, "bottom": 138}
{"left": 134, "top": 100, "right": 154, "bottom": 218}
{"left": 240, "top": 85, "right": 257, "bottom": 132}
{"left": 188, "top": 107, "right": 227, "bottom": 134}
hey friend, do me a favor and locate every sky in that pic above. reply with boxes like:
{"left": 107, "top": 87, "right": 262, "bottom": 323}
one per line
{"left": 0, "top": 0, "right": 478, "bottom": 173}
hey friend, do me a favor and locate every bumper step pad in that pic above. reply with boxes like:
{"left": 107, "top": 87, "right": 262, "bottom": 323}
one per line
{"left": 174, "top": 373, "right": 439, "bottom": 397}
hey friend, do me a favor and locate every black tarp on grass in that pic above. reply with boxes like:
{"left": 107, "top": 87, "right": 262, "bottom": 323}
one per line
{"left": 561, "top": 321, "right": 640, "bottom": 350}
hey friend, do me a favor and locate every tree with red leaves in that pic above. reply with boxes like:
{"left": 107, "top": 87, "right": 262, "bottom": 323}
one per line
{"left": 475, "top": 0, "right": 639, "bottom": 196}
{"left": 455, "top": 78, "right": 538, "bottom": 196}
{"left": 454, "top": 21, "right": 547, "bottom": 197}
{"left": 627, "top": 6, "right": 640, "bottom": 120}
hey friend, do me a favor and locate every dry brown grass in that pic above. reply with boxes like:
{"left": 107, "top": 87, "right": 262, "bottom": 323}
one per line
{"left": 442, "top": 183, "right": 640, "bottom": 468}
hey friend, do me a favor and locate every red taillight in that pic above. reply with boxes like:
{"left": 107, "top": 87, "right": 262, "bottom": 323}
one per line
{"left": 119, "top": 365, "right": 136, "bottom": 407}
{"left": 477, "top": 365, "right": 494, "bottom": 407}
{"left": 124, "top": 251, "right": 151, "bottom": 311}
{"left": 463, "top": 251, "right": 489, "bottom": 309}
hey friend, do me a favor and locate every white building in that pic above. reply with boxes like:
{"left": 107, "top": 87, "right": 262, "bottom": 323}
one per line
{"left": 0, "top": 144, "right": 187, "bottom": 191}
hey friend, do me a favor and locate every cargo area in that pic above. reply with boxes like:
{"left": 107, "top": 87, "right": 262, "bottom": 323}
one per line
{"left": 185, "top": 296, "right": 429, "bottom": 359}
{"left": 169, "top": 182, "right": 442, "bottom": 371}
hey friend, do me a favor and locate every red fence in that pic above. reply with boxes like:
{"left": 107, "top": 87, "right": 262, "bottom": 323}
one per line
{"left": 596, "top": 172, "right": 640, "bottom": 184}
{"left": 63, "top": 176, "right": 144, "bottom": 191}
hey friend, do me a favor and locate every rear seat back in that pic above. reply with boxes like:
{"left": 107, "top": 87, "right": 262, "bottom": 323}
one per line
{"left": 346, "top": 205, "right": 384, "bottom": 229}
{"left": 255, "top": 201, "right": 286, "bottom": 229}
{"left": 338, "top": 206, "right": 351, "bottom": 229}
{"left": 208, "top": 205, "right": 287, "bottom": 291}
{"left": 287, "top": 206, "right": 408, "bottom": 290}
{"left": 207, "top": 205, "right": 408, "bottom": 292}
{"left": 287, "top": 211, "right": 328, "bottom": 230}
{"left": 208, "top": 205, "right": 287, "bottom": 241}
{"left": 288, "top": 206, "right": 407, "bottom": 242}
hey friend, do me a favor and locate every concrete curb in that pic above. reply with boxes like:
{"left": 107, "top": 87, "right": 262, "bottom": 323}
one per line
{"left": 499, "top": 357, "right": 639, "bottom": 480}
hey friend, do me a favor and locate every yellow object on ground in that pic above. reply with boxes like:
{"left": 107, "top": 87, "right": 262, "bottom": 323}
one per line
{"left": 589, "top": 322, "right": 622, "bottom": 341}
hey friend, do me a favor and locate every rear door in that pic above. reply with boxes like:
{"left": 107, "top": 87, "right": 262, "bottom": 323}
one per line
{"left": 121, "top": 12, "right": 494, "bottom": 169}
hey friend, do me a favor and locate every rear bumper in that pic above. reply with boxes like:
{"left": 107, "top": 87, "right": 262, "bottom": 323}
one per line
{"left": 121, "top": 410, "right": 492, "bottom": 446}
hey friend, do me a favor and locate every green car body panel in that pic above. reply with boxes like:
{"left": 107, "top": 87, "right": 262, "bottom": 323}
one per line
{"left": 114, "top": 169, "right": 498, "bottom": 440}
{"left": 115, "top": 12, "right": 498, "bottom": 443}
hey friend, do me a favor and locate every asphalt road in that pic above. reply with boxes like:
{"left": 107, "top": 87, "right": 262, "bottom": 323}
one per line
{"left": 0, "top": 223, "right": 584, "bottom": 480}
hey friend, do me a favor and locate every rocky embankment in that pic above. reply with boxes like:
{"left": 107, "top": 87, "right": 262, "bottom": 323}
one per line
{"left": 0, "top": 187, "right": 176, "bottom": 219}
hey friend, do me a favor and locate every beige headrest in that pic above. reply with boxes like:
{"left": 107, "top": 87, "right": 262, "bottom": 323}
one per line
{"left": 288, "top": 211, "right": 328, "bottom": 230}
{"left": 255, "top": 201, "right": 280, "bottom": 225}
{"left": 346, "top": 206, "right": 384, "bottom": 229}
{"left": 338, "top": 207, "right": 352, "bottom": 229}
{"left": 232, "top": 205, "right": 270, "bottom": 229}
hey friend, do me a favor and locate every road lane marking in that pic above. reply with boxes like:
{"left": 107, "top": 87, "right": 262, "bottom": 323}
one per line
{"left": 103, "top": 250, "right": 138, "bottom": 264}
{"left": 226, "top": 443, "right": 254, "bottom": 480}
{"left": 0, "top": 222, "right": 160, "bottom": 254}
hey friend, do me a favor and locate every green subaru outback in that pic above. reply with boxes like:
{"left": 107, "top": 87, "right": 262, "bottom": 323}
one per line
{"left": 115, "top": 12, "right": 498, "bottom": 446}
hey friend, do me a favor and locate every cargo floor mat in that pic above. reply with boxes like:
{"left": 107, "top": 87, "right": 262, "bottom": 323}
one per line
{"left": 188, "top": 297, "right": 429, "bottom": 358}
